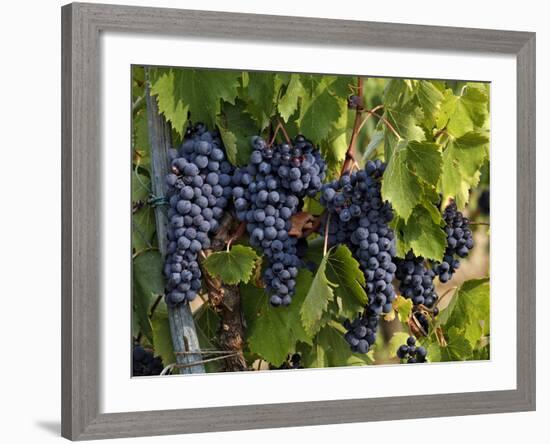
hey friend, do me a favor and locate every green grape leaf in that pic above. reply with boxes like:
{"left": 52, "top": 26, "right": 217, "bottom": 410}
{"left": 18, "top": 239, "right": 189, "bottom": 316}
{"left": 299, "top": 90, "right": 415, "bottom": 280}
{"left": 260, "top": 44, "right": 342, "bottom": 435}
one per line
{"left": 132, "top": 172, "right": 150, "bottom": 203}
{"left": 363, "top": 130, "right": 384, "bottom": 161}
{"left": 416, "top": 80, "right": 444, "bottom": 127}
{"left": 386, "top": 104, "right": 425, "bottom": 141}
{"left": 298, "top": 87, "right": 343, "bottom": 143}
{"left": 402, "top": 205, "right": 446, "bottom": 261}
{"left": 299, "top": 74, "right": 326, "bottom": 97}
{"left": 131, "top": 174, "right": 156, "bottom": 252}
{"left": 300, "top": 250, "right": 336, "bottom": 336}
{"left": 241, "top": 271, "right": 313, "bottom": 366}
{"left": 244, "top": 72, "right": 277, "bottom": 130}
{"left": 381, "top": 141, "right": 422, "bottom": 221}
{"left": 132, "top": 207, "right": 156, "bottom": 252}
{"left": 325, "top": 245, "right": 368, "bottom": 309}
{"left": 393, "top": 295, "right": 413, "bottom": 323}
{"left": 383, "top": 79, "right": 409, "bottom": 105}
{"left": 202, "top": 245, "right": 259, "bottom": 285}
{"left": 302, "top": 196, "right": 325, "bottom": 216}
{"left": 195, "top": 304, "right": 221, "bottom": 341}
{"left": 133, "top": 250, "right": 164, "bottom": 343}
{"left": 391, "top": 217, "right": 409, "bottom": 258}
{"left": 437, "top": 85, "right": 489, "bottom": 137}
{"left": 406, "top": 141, "right": 442, "bottom": 187}
{"left": 327, "top": 76, "right": 354, "bottom": 98}
{"left": 278, "top": 74, "right": 304, "bottom": 122}
{"left": 151, "top": 311, "right": 176, "bottom": 369}
{"left": 132, "top": 110, "right": 150, "bottom": 169}
{"left": 384, "top": 102, "right": 425, "bottom": 160}
{"left": 440, "top": 278, "right": 490, "bottom": 348}
{"left": 193, "top": 305, "right": 222, "bottom": 372}
{"left": 427, "top": 327, "right": 473, "bottom": 362}
{"left": 321, "top": 98, "right": 349, "bottom": 174}
{"left": 216, "top": 99, "right": 257, "bottom": 166}
{"left": 151, "top": 69, "right": 240, "bottom": 133}
{"left": 440, "top": 131, "right": 489, "bottom": 208}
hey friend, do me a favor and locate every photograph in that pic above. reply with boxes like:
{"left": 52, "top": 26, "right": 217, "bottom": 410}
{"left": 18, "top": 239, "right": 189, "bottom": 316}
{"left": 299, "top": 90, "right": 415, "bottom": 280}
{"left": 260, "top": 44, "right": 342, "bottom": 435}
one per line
{"left": 131, "top": 66, "right": 491, "bottom": 376}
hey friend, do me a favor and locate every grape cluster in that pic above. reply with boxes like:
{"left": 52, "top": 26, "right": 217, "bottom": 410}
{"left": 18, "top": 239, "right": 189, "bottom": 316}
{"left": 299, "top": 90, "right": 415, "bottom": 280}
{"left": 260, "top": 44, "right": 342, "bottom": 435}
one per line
{"left": 396, "top": 336, "right": 427, "bottom": 364}
{"left": 233, "top": 135, "right": 326, "bottom": 306}
{"left": 133, "top": 344, "right": 164, "bottom": 376}
{"left": 320, "top": 160, "right": 397, "bottom": 316}
{"left": 395, "top": 251, "right": 438, "bottom": 308}
{"left": 343, "top": 309, "right": 379, "bottom": 354}
{"left": 433, "top": 201, "right": 474, "bottom": 283}
{"left": 163, "top": 123, "right": 234, "bottom": 306}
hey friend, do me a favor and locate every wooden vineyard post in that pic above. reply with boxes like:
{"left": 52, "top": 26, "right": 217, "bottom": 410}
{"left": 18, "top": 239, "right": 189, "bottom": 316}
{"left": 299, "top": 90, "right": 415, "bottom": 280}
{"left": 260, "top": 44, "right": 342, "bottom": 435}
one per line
{"left": 144, "top": 70, "right": 205, "bottom": 374}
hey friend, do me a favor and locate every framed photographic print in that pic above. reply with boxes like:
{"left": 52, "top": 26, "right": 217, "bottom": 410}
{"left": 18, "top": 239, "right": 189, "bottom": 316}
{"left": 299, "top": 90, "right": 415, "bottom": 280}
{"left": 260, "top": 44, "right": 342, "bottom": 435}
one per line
{"left": 61, "top": 2, "right": 536, "bottom": 440}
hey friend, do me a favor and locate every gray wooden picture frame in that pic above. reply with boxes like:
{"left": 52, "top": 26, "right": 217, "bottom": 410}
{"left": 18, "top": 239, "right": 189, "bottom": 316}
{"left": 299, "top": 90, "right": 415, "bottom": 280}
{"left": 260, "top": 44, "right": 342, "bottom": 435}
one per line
{"left": 61, "top": 2, "right": 536, "bottom": 440}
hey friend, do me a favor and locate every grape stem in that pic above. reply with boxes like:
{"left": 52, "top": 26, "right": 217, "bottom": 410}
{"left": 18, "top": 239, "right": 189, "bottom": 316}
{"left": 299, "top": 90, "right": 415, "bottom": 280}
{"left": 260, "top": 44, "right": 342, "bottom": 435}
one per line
{"left": 277, "top": 118, "right": 292, "bottom": 145}
{"left": 226, "top": 221, "right": 247, "bottom": 251}
{"left": 268, "top": 118, "right": 293, "bottom": 147}
{"left": 469, "top": 221, "right": 490, "bottom": 226}
{"left": 355, "top": 104, "right": 384, "bottom": 134}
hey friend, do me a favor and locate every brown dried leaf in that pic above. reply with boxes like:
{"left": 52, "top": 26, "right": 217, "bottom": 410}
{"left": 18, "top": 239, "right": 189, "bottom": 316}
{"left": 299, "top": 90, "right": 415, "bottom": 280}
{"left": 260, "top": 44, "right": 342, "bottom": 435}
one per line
{"left": 288, "top": 211, "right": 315, "bottom": 237}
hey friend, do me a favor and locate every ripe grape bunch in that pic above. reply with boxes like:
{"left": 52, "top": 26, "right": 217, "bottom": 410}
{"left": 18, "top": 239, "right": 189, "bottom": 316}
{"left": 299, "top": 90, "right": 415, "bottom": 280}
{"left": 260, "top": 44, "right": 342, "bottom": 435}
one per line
{"left": 395, "top": 251, "right": 438, "bottom": 309}
{"left": 396, "top": 336, "right": 427, "bottom": 364}
{"left": 343, "top": 309, "right": 379, "bottom": 354}
{"left": 320, "top": 160, "right": 398, "bottom": 316}
{"left": 133, "top": 344, "right": 164, "bottom": 376}
{"left": 433, "top": 201, "right": 474, "bottom": 283}
{"left": 233, "top": 135, "right": 327, "bottom": 306}
{"left": 163, "top": 123, "right": 234, "bottom": 306}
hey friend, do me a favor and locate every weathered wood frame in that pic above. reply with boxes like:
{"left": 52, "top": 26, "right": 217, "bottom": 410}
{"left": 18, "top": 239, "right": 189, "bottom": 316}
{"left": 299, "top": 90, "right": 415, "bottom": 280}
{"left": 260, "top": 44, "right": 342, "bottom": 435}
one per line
{"left": 62, "top": 2, "right": 536, "bottom": 440}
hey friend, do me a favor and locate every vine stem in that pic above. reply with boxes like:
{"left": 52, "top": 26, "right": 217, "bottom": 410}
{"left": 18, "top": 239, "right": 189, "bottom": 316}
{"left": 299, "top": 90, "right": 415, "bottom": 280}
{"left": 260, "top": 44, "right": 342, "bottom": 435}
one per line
{"left": 340, "top": 77, "right": 364, "bottom": 175}
{"left": 268, "top": 122, "right": 282, "bottom": 147}
{"left": 277, "top": 118, "right": 292, "bottom": 145}
{"left": 355, "top": 104, "right": 384, "bottom": 134}
{"left": 268, "top": 118, "right": 293, "bottom": 147}
{"left": 469, "top": 221, "right": 490, "bottom": 226}
{"left": 359, "top": 105, "right": 402, "bottom": 140}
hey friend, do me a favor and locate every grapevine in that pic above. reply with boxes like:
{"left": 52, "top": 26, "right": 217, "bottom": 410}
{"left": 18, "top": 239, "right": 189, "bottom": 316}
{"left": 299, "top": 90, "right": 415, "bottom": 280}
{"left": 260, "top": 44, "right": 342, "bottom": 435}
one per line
{"left": 131, "top": 66, "right": 491, "bottom": 374}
